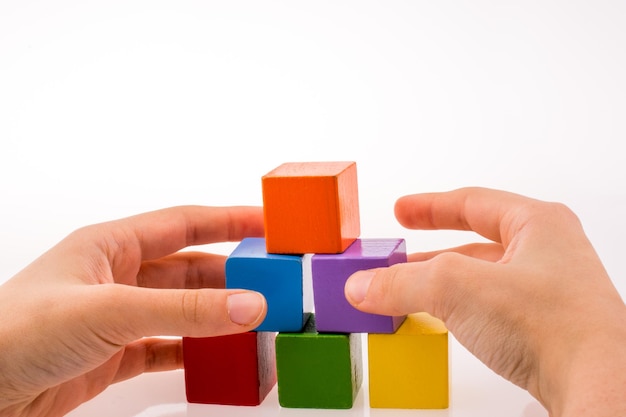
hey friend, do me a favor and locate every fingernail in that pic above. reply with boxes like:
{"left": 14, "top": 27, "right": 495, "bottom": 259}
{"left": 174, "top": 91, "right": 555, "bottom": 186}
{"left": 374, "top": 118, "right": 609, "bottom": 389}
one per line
{"left": 227, "top": 292, "right": 265, "bottom": 325}
{"left": 345, "top": 271, "right": 375, "bottom": 305}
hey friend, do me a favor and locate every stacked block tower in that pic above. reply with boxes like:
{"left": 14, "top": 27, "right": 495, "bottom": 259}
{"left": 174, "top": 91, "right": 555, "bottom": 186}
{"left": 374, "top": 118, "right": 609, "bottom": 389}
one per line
{"left": 182, "top": 161, "right": 449, "bottom": 409}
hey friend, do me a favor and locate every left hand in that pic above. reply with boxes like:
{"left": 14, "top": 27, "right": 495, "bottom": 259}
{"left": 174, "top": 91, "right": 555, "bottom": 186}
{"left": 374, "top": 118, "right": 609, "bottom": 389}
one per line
{"left": 0, "top": 206, "right": 267, "bottom": 417}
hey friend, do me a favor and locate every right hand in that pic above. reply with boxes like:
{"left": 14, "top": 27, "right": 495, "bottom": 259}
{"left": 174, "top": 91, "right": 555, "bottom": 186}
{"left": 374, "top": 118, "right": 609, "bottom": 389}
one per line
{"left": 345, "top": 187, "right": 626, "bottom": 416}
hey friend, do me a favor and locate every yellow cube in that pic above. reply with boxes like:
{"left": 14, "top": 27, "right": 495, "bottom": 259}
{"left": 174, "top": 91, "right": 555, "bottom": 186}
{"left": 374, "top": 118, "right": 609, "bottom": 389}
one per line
{"left": 368, "top": 312, "right": 449, "bottom": 409}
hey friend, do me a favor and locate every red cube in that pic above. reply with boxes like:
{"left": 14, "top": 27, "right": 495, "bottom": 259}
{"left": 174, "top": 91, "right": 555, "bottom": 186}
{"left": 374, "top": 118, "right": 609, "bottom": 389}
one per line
{"left": 183, "top": 332, "right": 277, "bottom": 406}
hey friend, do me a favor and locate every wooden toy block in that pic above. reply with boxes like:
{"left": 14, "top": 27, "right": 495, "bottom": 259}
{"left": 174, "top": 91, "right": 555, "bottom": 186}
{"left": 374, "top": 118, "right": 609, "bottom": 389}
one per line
{"left": 275, "top": 314, "right": 363, "bottom": 409}
{"left": 262, "top": 161, "right": 360, "bottom": 254}
{"left": 312, "top": 238, "right": 407, "bottom": 333}
{"left": 182, "top": 332, "right": 277, "bottom": 406}
{"left": 368, "top": 312, "right": 449, "bottom": 409}
{"left": 225, "top": 237, "right": 311, "bottom": 332}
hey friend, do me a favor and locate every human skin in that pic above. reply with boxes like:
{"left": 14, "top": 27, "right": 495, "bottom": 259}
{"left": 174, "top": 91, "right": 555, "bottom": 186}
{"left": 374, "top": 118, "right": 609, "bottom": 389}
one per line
{"left": 0, "top": 206, "right": 268, "bottom": 417}
{"left": 345, "top": 187, "right": 626, "bottom": 417}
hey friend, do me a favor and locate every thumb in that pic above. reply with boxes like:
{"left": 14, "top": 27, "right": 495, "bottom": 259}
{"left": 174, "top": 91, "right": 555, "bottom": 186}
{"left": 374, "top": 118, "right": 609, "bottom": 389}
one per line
{"left": 344, "top": 252, "right": 496, "bottom": 322}
{"left": 88, "top": 285, "right": 267, "bottom": 344}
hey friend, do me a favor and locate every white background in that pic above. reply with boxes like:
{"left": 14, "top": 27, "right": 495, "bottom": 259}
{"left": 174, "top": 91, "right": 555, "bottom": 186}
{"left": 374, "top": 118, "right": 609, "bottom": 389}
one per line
{"left": 1, "top": 1, "right": 625, "bottom": 416}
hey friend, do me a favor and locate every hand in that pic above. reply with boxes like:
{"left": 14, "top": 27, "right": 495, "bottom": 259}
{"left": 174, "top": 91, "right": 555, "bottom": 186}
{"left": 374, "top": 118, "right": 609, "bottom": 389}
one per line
{"left": 0, "top": 206, "right": 268, "bottom": 417}
{"left": 345, "top": 187, "right": 626, "bottom": 417}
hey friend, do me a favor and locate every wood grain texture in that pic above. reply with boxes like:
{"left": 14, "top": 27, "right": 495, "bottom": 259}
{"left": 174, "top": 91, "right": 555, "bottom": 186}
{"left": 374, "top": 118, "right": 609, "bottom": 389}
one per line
{"left": 262, "top": 161, "right": 360, "bottom": 254}
{"left": 312, "top": 238, "right": 407, "bottom": 333}
{"left": 276, "top": 314, "right": 363, "bottom": 409}
{"left": 368, "top": 312, "right": 449, "bottom": 409}
{"left": 183, "top": 332, "right": 277, "bottom": 406}
{"left": 226, "top": 237, "right": 307, "bottom": 332}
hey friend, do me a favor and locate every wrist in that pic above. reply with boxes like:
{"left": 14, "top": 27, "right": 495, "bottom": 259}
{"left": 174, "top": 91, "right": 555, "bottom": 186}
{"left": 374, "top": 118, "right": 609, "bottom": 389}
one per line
{"left": 536, "top": 308, "right": 626, "bottom": 417}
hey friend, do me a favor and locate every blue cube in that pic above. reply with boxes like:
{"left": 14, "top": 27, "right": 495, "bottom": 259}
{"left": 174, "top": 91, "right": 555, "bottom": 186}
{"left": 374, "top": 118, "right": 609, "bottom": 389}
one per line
{"left": 226, "top": 238, "right": 309, "bottom": 332}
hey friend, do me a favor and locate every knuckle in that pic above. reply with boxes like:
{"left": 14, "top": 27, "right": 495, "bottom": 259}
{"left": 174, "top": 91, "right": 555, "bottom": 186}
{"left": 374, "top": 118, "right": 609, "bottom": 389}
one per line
{"left": 545, "top": 202, "right": 581, "bottom": 224}
{"left": 428, "top": 252, "right": 462, "bottom": 281}
{"left": 519, "top": 200, "right": 580, "bottom": 227}
{"left": 424, "top": 252, "right": 465, "bottom": 316}
{"left": 377, "top": 265, "right": 401, "bottom": 296}
{"left": 180, "top": 290, "right": 203, "bottom": 326}
{"left": 370, "top": 264, "right": 406, "bottom": 315}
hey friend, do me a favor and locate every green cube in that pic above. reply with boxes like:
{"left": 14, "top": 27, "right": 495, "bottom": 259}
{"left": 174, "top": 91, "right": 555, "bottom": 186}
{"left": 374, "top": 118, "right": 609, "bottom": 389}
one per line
{"left": 275, "top": 314, "right": 363, "bottom": 409}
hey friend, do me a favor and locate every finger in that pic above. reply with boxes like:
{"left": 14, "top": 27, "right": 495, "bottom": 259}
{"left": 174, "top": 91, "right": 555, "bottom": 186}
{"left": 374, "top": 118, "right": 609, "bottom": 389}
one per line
{"left": 87, "top": 205, "right": 264, "bottom": 262}
{"left": 124, "top": 205, "right": 264, "bottom": 259}
{"left": 135, "top": 252, "right": 227, "bottom": 289}
{"left": 394, "top": 187, "right": 539, "bottom": 246}
{"left": 112, "top": 337, "right": 183, "bottom": 383}
{"left": 408, "top": 242, "right": 505, "bottom": 263}
{"left": 42, "top": 338, "right": 182, "bottom": 414}
{"left": 64, "top": 206, "right": 262, "bottom": 285}
{"left": 29, "top": 338, "right": 185, "bottom": 413}
{"left": 86, "top": 285, "right": 267, "bottom": 344}
{"left": 344, "top": 252, "right": 500, "bottom": 321}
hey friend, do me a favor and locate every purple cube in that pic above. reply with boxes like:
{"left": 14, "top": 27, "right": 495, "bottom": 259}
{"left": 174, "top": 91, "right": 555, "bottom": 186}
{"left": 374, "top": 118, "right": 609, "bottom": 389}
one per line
{"left": 312, "top": 238, "right": 407, "bottom": 334}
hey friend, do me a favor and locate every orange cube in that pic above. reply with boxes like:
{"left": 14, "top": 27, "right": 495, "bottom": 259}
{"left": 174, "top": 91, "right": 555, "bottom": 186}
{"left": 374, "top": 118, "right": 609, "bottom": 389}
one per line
{"left": 262, "top": 161, "right": 360, "bottom": 254}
